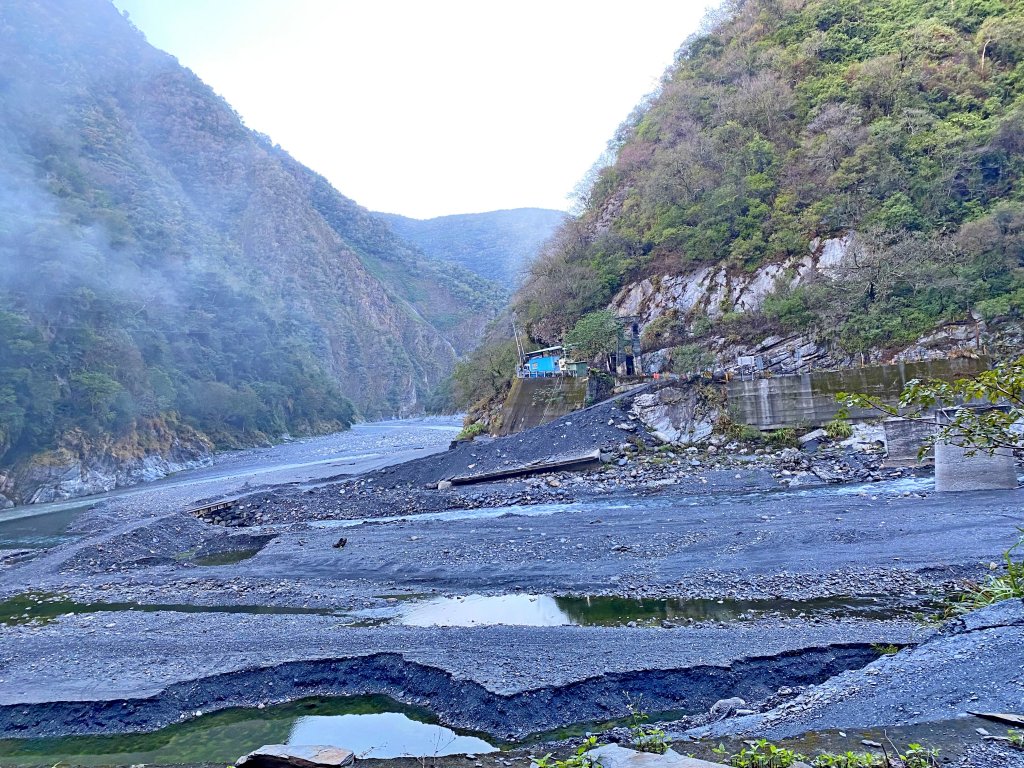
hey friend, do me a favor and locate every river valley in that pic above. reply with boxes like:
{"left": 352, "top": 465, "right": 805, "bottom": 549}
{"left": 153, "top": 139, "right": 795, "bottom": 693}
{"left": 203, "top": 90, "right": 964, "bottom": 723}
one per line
{"left": 0, "top": 410, "right": 1021, "bottom": 768}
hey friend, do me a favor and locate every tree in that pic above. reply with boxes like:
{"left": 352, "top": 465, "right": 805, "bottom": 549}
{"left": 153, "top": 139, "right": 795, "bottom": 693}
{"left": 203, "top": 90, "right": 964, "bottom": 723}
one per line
{"left": 564, "top": 310, "right": 625, "bottom": 362}
{"left": 837, "top": 356, "right": 1024, "bottom": 457}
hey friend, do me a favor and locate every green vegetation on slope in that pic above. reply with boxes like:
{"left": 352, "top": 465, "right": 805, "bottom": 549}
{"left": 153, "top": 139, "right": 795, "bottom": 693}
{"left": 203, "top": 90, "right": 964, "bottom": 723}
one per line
{"left": 378, "top": 208, "right": 566, "bottom": 289}
{"left": 0, "top": 0, "right": 504, "bottom": 474}
{"left": 513, "top": 0, "right": 1024, "bottom": 357}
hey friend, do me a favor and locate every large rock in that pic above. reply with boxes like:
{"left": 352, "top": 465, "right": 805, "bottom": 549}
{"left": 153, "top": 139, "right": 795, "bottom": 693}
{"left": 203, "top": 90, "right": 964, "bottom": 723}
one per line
{"left": 236, "top": 744, "right": 355, "bottom": 768}
{"left": 587, "top": 744, "right": 727, "bottom": 768}
{"left": 630, "top": 385, "right": 716, "bottom": 445}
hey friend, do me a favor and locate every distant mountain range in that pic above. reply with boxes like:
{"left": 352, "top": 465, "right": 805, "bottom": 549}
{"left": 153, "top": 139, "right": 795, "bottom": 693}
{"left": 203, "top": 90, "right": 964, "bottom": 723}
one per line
{"left": 0, "top": 0, "right": 506, "bottom": 500}
{"left": 377, "top": 209, "right": 566, "bottom": 288}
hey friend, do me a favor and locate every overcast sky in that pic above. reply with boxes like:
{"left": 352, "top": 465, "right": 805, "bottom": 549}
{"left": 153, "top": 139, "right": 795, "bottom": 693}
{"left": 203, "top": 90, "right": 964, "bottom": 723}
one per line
{"left": 113, "top": 0, "right": 718, "bottom": 219}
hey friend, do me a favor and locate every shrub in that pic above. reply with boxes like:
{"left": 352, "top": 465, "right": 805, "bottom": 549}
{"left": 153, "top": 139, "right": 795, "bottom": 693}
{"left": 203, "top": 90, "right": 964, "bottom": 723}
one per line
{"left": 955, "top": 530, "right": 1024, "bottom": 612}
{"left": 767, "top": 428, "right": 798, "bottom": 448}
{"left": 670, "top": 344, "right": 715, "bottom": 374}
{"left": 824, "top": 419, "right": 854, "bottom": 440}
{"left": 455, "top": 422, "right": 486, "bottom": 440}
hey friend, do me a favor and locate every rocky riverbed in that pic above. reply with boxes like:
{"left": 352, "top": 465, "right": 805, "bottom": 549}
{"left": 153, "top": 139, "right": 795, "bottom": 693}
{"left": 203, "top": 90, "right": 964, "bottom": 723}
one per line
{"left": 0, "top": 408, "right": 1021, "bottom": 768}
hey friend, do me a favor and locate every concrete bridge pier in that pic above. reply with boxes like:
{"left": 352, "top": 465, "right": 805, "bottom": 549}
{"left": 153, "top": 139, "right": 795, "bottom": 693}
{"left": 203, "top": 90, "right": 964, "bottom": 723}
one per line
{"left": 934, "top": 440, "right": 1018, "bottom": 492}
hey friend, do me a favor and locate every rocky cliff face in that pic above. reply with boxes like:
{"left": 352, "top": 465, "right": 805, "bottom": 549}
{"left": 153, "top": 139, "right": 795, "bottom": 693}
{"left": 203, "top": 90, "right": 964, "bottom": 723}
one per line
{"left": 612, "top": 234, "right": 1013, "bottom": 377}
{"left": 614, "top": 236, "right": 852, "bottom": 326}
{"left": 0, "top": 419, "right": 213, "bottom": 507}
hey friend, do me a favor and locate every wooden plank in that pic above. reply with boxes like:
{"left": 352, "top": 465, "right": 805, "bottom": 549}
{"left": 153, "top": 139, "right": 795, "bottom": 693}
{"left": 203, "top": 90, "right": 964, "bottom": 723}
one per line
{"left": 969, "top": 712, "right": 1024, "bottom": 727}
{"left": 448, "top": 449, "right": 603, "bottom": 486}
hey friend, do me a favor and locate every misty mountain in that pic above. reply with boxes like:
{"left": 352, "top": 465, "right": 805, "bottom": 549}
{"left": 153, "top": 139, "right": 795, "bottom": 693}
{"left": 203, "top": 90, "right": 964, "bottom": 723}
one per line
{"left": 0, "top": 0, "right": 504, "bottom": 487}
{"left": 377, "top": 209, "right": 565, "bottom": 289}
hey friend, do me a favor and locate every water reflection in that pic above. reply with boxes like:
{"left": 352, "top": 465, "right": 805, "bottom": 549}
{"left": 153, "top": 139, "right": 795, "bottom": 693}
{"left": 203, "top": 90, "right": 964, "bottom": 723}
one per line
{"left": 400, "top": 594, "right": 570, "bottom": 626}
{"left": 391, "top": 593, "right": 931, "bottom": 627}
{"left": 288, "top": 712, "right": 495, "bottom": 758}
{"left": 0, "top": 696, "right": 495, "bottom": 767}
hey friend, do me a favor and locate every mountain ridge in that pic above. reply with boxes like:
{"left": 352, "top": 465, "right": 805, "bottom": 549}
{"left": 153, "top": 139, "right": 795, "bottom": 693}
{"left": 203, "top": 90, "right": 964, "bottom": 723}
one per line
{"left": 0, "top": 0, "right": 503, "bottom": 503}
{"left": 455, "top": 0, "right": 1024, "bottom": 417}
{"left": 377, "top": 208, "right": 566, "bottom": 289}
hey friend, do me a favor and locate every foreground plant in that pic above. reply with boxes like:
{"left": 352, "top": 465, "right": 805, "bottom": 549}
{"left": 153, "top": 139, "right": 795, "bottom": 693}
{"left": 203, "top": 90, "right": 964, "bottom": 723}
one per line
{"left": 1008, "top": 729, "right": 1024, "bottom": 750}
{"left": 811, "top": 752, "right": 882, "bottom": 767}
{"left": 897, "top": 743, "right": 939, "bottom": 768}
{"left": 714, "top": 739, "right": 805, "bottom": 768}
{"left": 534, "top": 736, "right": 603, "bottom": 768}
{"left": 625, "top": 695, "right": 671, "bottom": 754}
{"left": 955, "top": 529, "right": 1024, "bottom": 612}
{"left": 712, "top": 739, "right": 939, "bottom": 768}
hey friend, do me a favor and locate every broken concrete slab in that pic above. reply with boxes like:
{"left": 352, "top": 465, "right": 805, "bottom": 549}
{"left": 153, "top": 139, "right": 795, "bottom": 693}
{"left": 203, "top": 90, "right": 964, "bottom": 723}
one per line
{"left": 447, "top": 450, "right": 602, "bottom": 486}
{"left": 588, "top": 744, "right": 727, "bottom": 768}
{"left": 236, "top": 744, "right": 354, "bottom": 768}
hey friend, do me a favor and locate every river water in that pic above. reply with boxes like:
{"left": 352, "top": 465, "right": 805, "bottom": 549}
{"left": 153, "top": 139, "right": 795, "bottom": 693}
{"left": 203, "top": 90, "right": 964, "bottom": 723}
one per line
{"left": 0, "top": 416, "right": 462, "bottom": 547}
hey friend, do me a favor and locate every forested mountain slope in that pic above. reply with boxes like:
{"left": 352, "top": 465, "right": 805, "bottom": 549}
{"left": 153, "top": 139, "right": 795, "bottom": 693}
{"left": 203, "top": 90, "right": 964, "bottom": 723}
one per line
{"left": 465, "top": 0, "right": 1024, "bottom": 408}
{"left": 377, "top": 208, "right": 566, "bottom": 289}
{"left": 0, "top": 0, "right": 503, "bottom": 502}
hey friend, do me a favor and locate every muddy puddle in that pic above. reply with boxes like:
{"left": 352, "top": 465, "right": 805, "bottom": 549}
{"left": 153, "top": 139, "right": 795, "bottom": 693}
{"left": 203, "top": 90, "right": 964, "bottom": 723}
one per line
{"left": 0, "top": 591, "right": 345, "bottom": 626}
{"left": 0, "top": 696, "right": 497, "bottom": 766}
{"left": 0, "top": 590, "right": 937, "bottom": 628}
{"left": 191, "top": 547, "right": 262, "bottom": 566}
{"left": 364, "top": 592, "right": 937, "bottom": 627}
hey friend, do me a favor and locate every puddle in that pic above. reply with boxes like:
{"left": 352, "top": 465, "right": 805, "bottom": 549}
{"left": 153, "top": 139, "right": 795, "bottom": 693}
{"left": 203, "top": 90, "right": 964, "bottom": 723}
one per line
{"left": 0, "top": 592, "right": 345, "bottom": 626}
{"left": 311, "top": 502, "right": 572, "bottom": 529}
{"left": 370, "top": 593, "right": 937, "bottom": 627}
{"left": 0, "top": 506, "right": 87, "bottom": 550}
{"left": 0, "top": 696, "right": 497, "bottom": 766}
{"left": 0, "top": 588, "right": 938, "bottom": 629}
{"left": 192, "top": 548, "right": 261, "bottom": 566}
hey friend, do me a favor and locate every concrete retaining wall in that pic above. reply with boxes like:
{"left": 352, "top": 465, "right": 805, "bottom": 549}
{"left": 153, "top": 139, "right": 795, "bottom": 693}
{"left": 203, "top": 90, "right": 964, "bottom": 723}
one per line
{"left": 727, "top": 357, "right": 989, "bottom": 430}
{"left": 497, "top": 377, "right": 589, "bottom": 436}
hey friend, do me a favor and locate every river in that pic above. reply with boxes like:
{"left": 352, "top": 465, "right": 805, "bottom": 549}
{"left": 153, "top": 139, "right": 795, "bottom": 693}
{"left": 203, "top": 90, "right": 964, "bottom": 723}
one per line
{"left": 0, "top": 416, "right": 461, "bottom": 547}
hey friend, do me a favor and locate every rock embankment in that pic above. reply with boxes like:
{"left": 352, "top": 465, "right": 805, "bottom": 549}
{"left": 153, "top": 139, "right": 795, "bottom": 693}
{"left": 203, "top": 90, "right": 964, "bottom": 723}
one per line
{"left": 196, "top": 388, "right": 908, "bottom": 530}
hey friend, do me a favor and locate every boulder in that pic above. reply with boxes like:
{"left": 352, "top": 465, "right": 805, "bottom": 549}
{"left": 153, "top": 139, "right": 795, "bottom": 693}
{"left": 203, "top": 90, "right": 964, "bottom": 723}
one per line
{"left": 236, "top": 744, "right": 354, "bottom": 768}
{"left": 586, "top": 744, "right": 727, "bottom": 768}
{"left": 709, "top": 696, "right": 746, "bottom": 718}
{"left": 797, "top": 428, "right": 826, "bottom": 452}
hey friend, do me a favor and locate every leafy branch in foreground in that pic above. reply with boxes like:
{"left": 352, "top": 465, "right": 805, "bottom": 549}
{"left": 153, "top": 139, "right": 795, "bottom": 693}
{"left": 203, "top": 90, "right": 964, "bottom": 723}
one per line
{"left": 837, "top": 356, "right": 1024, "bottom": 458}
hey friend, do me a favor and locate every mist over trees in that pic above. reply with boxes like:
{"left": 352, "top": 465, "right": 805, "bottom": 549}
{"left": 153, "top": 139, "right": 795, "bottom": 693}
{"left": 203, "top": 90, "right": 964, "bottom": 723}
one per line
{"left": 0, "top": 0, "right": 504, "bottom": 470}
{"left": 378, "top": 209, "right": 566, "bottom": 290}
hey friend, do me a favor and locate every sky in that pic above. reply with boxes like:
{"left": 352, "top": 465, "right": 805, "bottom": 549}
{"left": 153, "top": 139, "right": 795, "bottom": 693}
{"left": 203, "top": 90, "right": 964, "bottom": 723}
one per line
{"left": 112, "top": 0, "right": 719, "bottom": 219}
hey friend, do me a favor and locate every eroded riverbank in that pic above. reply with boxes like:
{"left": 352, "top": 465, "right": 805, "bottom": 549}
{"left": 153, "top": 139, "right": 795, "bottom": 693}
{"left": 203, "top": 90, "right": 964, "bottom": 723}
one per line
{"left": 0, "top": 410, "right": 1021, "bottom": 767}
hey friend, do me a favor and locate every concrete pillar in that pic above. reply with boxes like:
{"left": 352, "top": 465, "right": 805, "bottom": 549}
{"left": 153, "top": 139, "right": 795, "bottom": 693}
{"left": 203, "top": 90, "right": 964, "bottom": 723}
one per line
{"left": 934, "top": 440, "right": 1018, "bottom": 492}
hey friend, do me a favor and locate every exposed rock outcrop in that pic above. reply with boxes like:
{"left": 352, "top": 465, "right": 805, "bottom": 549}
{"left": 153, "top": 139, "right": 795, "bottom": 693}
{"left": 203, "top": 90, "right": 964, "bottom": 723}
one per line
{"left": 2, "top": 419, "right": 213, "bottom": 506}
{"left": 613, "top": 235, "right": 997, "bottom": 378}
